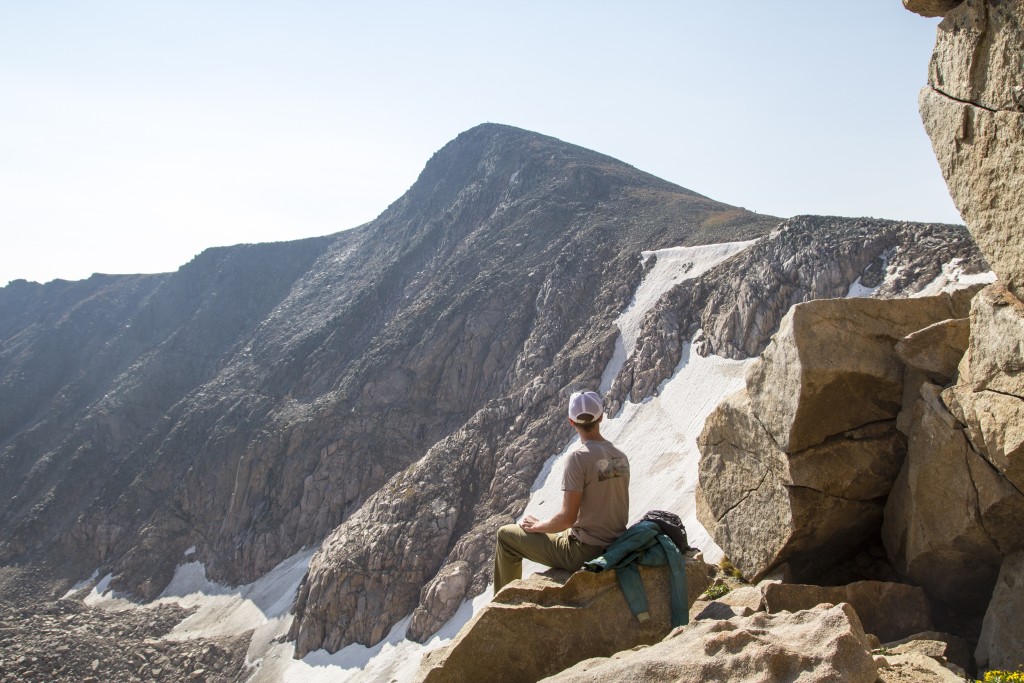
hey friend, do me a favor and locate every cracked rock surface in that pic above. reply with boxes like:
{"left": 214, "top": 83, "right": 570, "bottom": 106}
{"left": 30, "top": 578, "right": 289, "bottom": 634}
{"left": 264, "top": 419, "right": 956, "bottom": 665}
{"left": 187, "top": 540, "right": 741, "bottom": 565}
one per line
{"left": 920, "top": 0, "right": 1024, "bottom": 298}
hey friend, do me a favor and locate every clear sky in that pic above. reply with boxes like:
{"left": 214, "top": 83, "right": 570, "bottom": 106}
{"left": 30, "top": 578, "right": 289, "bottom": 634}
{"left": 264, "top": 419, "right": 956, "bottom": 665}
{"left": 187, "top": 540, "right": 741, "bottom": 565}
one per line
{"left": 0, "top": 2, "right": 955, "bottom": 286}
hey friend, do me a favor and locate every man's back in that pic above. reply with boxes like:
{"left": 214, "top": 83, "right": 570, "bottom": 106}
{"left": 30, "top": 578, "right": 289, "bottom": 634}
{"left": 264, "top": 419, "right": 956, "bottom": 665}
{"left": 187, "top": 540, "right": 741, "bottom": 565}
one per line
{"left": 563, "top": 439, "right": 630, "bottom": 547}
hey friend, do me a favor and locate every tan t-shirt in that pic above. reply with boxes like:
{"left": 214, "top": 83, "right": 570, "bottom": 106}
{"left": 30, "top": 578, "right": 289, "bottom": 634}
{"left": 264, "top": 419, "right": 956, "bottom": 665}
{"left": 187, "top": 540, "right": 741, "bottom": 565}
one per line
{"left": 562, "top": 439, "right": 630, "bottom": 547}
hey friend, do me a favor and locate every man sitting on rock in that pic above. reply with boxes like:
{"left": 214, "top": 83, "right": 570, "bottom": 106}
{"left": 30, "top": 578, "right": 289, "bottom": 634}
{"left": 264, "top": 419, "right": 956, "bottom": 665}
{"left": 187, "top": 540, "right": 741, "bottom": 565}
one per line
{"left": 493, "top": 390, "right": 630, "bottom": 593}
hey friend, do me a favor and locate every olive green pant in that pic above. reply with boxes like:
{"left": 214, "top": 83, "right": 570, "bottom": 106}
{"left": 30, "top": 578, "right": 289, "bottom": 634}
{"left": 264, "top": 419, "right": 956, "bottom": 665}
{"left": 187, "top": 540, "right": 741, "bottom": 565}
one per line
{"left": 493, "top": 524, "right": 605, "bottom": 594}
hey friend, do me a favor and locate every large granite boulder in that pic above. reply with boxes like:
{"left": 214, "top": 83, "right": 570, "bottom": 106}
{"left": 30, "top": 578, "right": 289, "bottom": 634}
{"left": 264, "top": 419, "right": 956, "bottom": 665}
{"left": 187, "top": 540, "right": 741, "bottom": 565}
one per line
{"left": 542, "top": 603, "right": 878, "bottom": 683}
{"left": 964, "top": 285, "right": 1024, "bottom": 399}
{"left": 761, "top": 581, "right": 932, "bottom": 645}
{"left": 881, "top": 389, "right": 1008, "bottom": 609}
{"left": 894, "top": 317, "right": 969, "bottom": 385}
{"left": 746, "top": 294, "right": 970, "bottom": 453}
{"left": 883, "top": 632, "right": 975, "bottom": 679}
{"left": 415, "top": 558, "right": 710, "bottom": 683}
{"left": 697, "top": 389, "right": 904, "bottom": 581}
{"left": 976, "top": 550, "right": 1024, "bottom": 672}
{"left": 917, "top": 2, "right": 1024, "bottom": 299}
{"left": 944, "top": 385, "right": 1024, "bottom": 494}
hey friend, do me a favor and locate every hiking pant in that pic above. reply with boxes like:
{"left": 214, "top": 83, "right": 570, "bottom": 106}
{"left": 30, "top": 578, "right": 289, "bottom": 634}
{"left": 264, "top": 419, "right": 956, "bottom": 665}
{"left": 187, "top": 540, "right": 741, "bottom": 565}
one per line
{"left": 493, "top": 524, "right": 605, "bottom": 594}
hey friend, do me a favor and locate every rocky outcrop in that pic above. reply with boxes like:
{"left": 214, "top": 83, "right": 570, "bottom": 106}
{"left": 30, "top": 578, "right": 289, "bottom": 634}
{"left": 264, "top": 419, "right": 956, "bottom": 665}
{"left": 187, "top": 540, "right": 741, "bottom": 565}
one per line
{"left": 745, "top": 294, "right": 972, "bottom": 453}
{"left": 918, "top": 1, "right": 1024, "bottom": 299}
{"left": 942, "top": 285, "right": 1024, "bottom": 495}
{"left": 895, "top": 317, "right": 969, "bottom": 384}
{"left": 696, "top": 388, "right": 902, "bottom": 582}
{"left": 907, "top": 3, "right": 1024, "bottom": 670}
{"left": 414, "top": 557, "right": 710, "bottom": 683}
{"left": 880, "top": 285, "right": 1024, "bottom": 614}
{"left": 882, "top": 387, "right": 1008, "bottom": 609}
{"left": 542, "top": 603, "right": 878, "bottom": 683}
{"left": 696, "top": 294, "right": 974, "bottom": 582}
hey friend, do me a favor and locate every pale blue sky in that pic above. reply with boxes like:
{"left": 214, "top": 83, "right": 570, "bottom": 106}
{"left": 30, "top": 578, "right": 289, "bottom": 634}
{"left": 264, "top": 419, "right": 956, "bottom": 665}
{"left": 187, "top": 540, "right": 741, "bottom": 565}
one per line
{"left": 0, "top": 2, "right": 953, "bottom": 285}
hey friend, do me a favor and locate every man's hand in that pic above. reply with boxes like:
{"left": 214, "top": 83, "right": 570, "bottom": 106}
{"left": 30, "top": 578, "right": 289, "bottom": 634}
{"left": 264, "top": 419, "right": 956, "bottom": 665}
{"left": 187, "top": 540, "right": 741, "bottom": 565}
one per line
{"left": 519, "top": 515, "right": 541, "bottom": 532}
{"left": 518, "top": 491, "right": 582, "bottom": 534}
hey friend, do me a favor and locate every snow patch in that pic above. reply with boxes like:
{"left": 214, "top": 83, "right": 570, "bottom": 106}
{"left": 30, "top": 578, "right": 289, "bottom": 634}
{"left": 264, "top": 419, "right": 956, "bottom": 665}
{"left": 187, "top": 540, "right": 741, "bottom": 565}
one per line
{"left": 600, "top": 240, "right": 756, "bottom": 393}
{"left": 83, "top": 573, "right": 137, "bottom": 611}
{"left": 914, "top": 258, "right": 996, "bottom": 297}
{"left": 62, "top": 569, "right": 99, "bottom": 599}
{"left": 847, "top": 248, "right": 894, "bottom": 298}
{"left": 846, "top": 278, "right": 879, "bottom": 298}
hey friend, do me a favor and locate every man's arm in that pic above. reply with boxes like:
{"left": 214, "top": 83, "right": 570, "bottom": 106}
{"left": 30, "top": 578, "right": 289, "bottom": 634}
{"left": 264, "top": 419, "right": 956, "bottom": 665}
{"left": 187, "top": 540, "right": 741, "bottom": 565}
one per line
{"left": 520, "top": 490, "right": 583, "bottom": 534}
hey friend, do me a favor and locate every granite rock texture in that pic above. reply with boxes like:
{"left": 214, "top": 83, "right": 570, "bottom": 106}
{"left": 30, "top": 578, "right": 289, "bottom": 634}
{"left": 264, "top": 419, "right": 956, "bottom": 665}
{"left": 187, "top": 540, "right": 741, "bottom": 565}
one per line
{"left": 919, "top": 0, "right": 1024, "bottom": 299}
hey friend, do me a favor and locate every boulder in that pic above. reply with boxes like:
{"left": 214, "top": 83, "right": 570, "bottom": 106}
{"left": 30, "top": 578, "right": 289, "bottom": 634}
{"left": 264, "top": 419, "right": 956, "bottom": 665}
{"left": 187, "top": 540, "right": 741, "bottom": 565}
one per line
{"left": 697, "top": 389, "right": 903, "bottom": 581}
{"left": 897, "top": 367, "right": 932, "bottom": 437}
{"left": 882, "top": 391, "right": 1003, "bottom": 609}
{"left": 902, "top": 0, "right": 963, "bottom": 19}
{"left": 762, "top": 581, "right": 932, "bottom": 644}
{"left": 876, "top": 652, "right": 966, "bottom": 683}
{"left": 964, "top": 285, "right": 1024, "bottom": 398}
{"left": 746, "top": 294, "right": 969, "bottom": 453}
{"left": 692, "top": 583, "right": 767, "bottom": 621}
{"left": 918, "top": 0, "right": 1024, "bottom": 298}
{"left": 883, "top": 632, "right": 974, "bottom": 678}
{"left": 967, "top": 447, "right": 1024, "bottom": 556}
{"left": 894, "top": 317, "right": 969, "bottom": 384}
{"left": 541, "top": 603, "right": 878, "bottom": 683}
{"left": 944, "top": 385, "right": 1024, "bottom": 493}
{"left": 408, "top": 561, "right": 472, "bottom": 643}
{"left": 415, "top": 558, "right": 710, "bottom": 683}
{"left": 976, "top": 550, "right": 1024, "bottom": 671}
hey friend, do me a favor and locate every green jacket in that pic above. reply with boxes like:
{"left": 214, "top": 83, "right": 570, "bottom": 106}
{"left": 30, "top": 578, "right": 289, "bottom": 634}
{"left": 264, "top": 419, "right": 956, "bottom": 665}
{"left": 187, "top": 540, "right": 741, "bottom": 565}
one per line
{"left": 583, "top": 520, "right": 689, "bottom": 628}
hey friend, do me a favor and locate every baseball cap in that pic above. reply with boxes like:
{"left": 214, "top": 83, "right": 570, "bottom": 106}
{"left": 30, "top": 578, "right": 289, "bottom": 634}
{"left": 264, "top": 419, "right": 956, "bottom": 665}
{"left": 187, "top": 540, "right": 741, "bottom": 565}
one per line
{"left": 568, "top": 391, "right": 603, "bottom": 424}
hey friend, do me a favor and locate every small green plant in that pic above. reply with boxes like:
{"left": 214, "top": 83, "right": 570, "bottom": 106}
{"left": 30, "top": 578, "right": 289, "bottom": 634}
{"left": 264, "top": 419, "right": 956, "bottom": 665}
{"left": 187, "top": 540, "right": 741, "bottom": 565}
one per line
{"left": 718, "top": 556, "right": 744, "bottom": 580}
{"left": 978, "top": 671, "right": 1024, "bottom": 683}
{"left": 703, "top": 584, "right": 731, "bottom": 600}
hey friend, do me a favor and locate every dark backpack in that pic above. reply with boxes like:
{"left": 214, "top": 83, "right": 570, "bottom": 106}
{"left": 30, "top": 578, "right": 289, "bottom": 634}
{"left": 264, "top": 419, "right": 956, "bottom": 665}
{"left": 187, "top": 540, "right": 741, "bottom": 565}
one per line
{"left": 642, "top": 509, "right": 691, "bottom": 552}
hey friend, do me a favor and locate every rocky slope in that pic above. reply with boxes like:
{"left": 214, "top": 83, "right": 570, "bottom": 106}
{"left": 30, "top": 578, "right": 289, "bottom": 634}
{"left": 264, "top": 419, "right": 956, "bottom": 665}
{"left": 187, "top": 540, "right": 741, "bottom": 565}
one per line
{"left": 0, "top": 566, "right": 249, "bottom": 683}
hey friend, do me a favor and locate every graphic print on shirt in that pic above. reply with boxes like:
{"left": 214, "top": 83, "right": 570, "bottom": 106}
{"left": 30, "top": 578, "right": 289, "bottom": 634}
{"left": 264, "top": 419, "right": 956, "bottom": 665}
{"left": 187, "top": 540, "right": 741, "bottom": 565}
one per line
{"left": 596, "top": 454, "right": 630, "bottom": 482}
